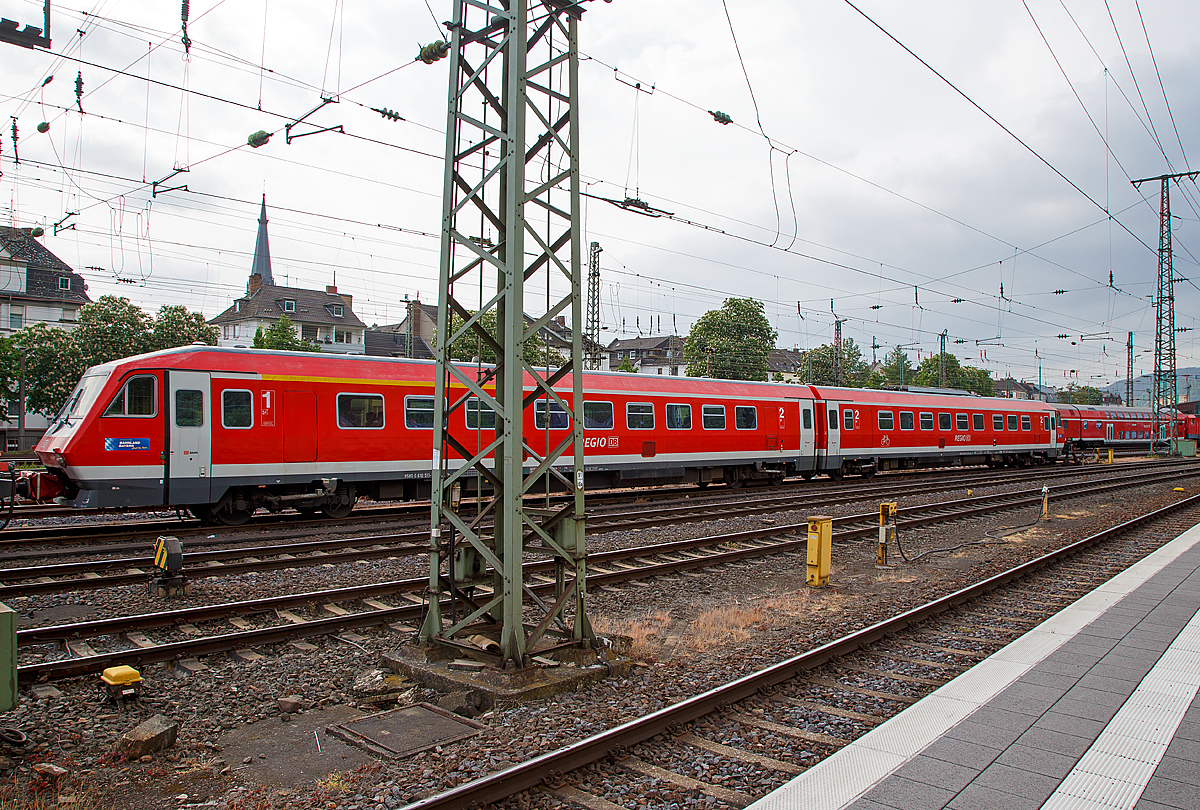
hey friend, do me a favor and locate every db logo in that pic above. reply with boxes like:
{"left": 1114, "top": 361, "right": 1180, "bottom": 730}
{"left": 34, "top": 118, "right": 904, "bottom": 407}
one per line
{"left": 880, "top": 436, "right": 891, "bottom": 447}
{"left": 583, "top": 436, "right": 618, "bottom": 449}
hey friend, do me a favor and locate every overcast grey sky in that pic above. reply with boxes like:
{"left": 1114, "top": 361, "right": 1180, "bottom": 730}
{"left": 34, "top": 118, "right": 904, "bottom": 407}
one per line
{"left": 2, "top": 0, "right": 1198, "bottom": 391}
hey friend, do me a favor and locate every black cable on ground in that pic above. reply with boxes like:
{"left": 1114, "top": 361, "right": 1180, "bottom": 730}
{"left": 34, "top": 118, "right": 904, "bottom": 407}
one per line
{"left": 894, "top": 499, "right": 1047, "bottom": 563}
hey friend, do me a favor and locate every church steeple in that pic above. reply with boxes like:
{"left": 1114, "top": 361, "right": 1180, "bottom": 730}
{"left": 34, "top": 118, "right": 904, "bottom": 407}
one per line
{"left": 248, "top": 194, "right": 274, "bottom": 294}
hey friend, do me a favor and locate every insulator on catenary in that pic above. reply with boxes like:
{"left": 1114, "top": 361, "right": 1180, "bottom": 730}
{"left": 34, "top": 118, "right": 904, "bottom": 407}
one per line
{"left": 37, "top": 122, "right": 49, "bottom": 133}
{"left": 372, "top": 107, "right": 404, "bottom": 122}
{"left": 709, "top": 110, "right": 733, "bottom": 125}
{"left": 247, "top": 130, "right": 271, "bottom": 148}
{"left": 75, "top": 72, "right": 84, "bottom": 113}
{"left": 418, "top": 40, "right": 450, "bottom": 64}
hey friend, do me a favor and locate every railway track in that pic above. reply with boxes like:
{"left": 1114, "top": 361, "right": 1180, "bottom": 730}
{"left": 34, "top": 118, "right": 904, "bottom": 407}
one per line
{"left": 399, "top": 492, "right": 1200, "bottom": 810}
{"left": 1, "top": 457, "right": 1179, "bottom": 552}
{"left": 4, "top": 461, "right": 1196, "bottom": 599}
{"left": 17, "top": 466, "right": 1198, "bottom": 683}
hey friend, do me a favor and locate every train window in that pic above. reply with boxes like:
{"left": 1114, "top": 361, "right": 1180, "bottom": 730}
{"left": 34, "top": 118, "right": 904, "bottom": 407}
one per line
{"left": 802, "top": 408, "right": 812, "bottom": 430}
{"left": 736, "top": 406, "right": 758, "bottom": 430}
{"left": 102, "top": 375, "right": 158, "bottom": 418}
{"left": 666, "top": 403, "right": 692, "bottom": 430}
{"left": 222, "top": 390, "right": 253, "bottom": 428}
{"left": 1043, "top": 415, "right": 1050, "bottom": 430}
{"left": 627, "top": 403, "right": 654, "bottom": 430}
{"left": 956, "top": 413, "right": 969, "bottom": 430}
{"left": 1052, "top": 415, "right": 1056, "bottom": 430}
{"left": 878, "top": 411, "right": 894, "bottom": 430}
{"left": 973, "top": 414, "right": 985, "bottom": 431}
{"left": 405, "top": 396, "right": 435, "bottom": 429}
{"left": 1082, "top": 420, "right": 1089, "bottom": 430}
{"left": 828, "top": 409, "right": 837, "bottom": 430}
{"left": 339, "top": 394, "right": 385, "bottom": 428}
{"left": 175, "top": 390, "right": 204, "bottom": 427}
{"left": 899, "top": 411, "right": 914, "bottom": 430}
{"left": 993, "top": 414, "right": 1004, "bottom": 430}
{"left": 583, "top": 401, "right": 614, "bottom": 430}
{"left": 844, "top": 409, "right": 855, "bottom": 430}
{"left": 702, "top": 404, "right": 726, "bottom": 430}
{"left": 535, "top": 400, "right": 569, "bottom": 430}
{"left": 1021, "top": 415, "right": 1031, "bottom": 431}
{"left": 466, "top": 398, "right": 497, "bottom": 430}
{"left": 938, "top": 413, "right": 951, "bottom": 430}
{"left": 1008, "top": 414, "right": 1019, "bottom": 431}
{"left": 919, "top": 412, "right": 934, "bottom": 430}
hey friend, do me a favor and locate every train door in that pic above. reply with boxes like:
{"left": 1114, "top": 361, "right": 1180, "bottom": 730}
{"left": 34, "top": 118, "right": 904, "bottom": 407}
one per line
{"left": 794, "top": 399, "right": 816, "bottom": 473}
{"left": 283, "top": 390, "right": 318, "bottom": 462}
{"left": 822, "top": 401, "right": 843, "bottom": 472}
{"left": 1106, "top": 422, "right": 1114, "bottom": 442}
{"left": 166, "top": 370, "right": 212, "bottom": 506}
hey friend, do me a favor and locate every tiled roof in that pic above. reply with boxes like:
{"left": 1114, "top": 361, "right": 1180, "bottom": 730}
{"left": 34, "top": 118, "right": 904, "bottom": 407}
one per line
{"left": 365, "top": 328, "right": 434, "bottom": 359}
{"left": 210, "top": 283, "right": 365, "bottom": 328}
{"left": 0, "top": 227, "right": 91, "bottom": 304}
{"left": 606, "top": 336, "right": 678, "bottom": 352}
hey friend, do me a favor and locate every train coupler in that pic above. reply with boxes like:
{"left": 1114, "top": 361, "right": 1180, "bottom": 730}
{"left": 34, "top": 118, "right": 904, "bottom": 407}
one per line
{"left": 149, "top": 535, "right": 189, "bottom": 597}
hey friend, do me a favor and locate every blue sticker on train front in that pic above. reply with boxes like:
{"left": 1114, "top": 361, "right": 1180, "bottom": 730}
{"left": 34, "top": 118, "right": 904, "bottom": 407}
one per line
{"left": 105, "top": 438, "right": 149, "bottom": 451}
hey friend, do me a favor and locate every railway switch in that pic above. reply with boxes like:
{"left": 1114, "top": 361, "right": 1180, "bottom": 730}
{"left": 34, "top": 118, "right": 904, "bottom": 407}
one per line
{"left": 100, "top": 665, "right": 142, "bottom": 702}
{"left": 877, "top": 502, "right": 897, "bottom": 568}
{"left": 150, "top": 536, "right": 188, "bottom": 597}
{"left": 807, "top": 516, "right": 832, "bottom": 588}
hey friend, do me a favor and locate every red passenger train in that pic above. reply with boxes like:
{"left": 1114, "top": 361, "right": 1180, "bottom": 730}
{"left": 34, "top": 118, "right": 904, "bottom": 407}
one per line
{"left": 21, "top": 346, "right": 1069, "bottom": 524}
{"left": 1055, "top": 404, "right": 1198, "bottom": 456}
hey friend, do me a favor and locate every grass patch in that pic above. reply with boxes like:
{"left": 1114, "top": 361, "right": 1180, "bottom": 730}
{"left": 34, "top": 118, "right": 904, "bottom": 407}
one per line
{"left": 591, "top": 611, "right": 672, "bottom": 661}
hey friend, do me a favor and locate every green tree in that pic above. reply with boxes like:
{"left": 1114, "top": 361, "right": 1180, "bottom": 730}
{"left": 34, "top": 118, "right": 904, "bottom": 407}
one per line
{"left": 804, "top": 338, "right": 871, "bottom": 387}
{"left": 11, "top": 323, "right": 86, "bottom": 416}
{"left": 438, "top": 310, "right": 566, "bottom": 367}
{"left": 615, "top": 356, "right": 638, "bottom": 373}
{"left": 1059, "top": 384, "right": 1102, "bottom": 405}
{"left": 683, "top": 298, "right": 777, "bottom": 380}
{"left": 913, "top": 353, "right": 994, "bottom": 396}
{"left": 150, "top": 304, "right": 218, "bottom": 351}
{"left": 74, "top": 295, "right": 152, "bottom": 366}
{"left": 882, "top": 346, "right": 914, "bottom": 386}
{"left": 253, "top": 315, "right": 322, "bottom": 352}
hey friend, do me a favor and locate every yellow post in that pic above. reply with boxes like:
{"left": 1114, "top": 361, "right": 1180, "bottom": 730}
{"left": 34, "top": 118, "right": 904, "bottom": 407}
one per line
{"left": 1041, "top": 485, "right": 1050, "bottom": 521}
{"left": 1107, "top": 449, "right": 1114, "bottom": 464}
{"left": 807, "top": 516, "right": 832, "bottom": 587}
{"left": 877, "top": 502, "right": 897, "bottom": 567}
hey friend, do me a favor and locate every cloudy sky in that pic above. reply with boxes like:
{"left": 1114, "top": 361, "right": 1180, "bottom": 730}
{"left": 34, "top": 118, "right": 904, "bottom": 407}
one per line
{"left": 2, "top": 0, "right": 1199, "bottom": 394}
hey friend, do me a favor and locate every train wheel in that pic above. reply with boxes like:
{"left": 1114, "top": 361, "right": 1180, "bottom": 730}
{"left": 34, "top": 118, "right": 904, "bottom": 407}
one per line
{"left": 321, "top": 485, "right": 356, "bottom": 519}
{"left": 828, "top": 468, "right": 844, "bottom": 481}
{"left": 800, "top": 471, "right": 814, "bottom": 480}
{"left": 212, "top": 502, "right": 254, "bottom": 526}
{"left": 861, "top": 467, "right": 876, "bottom": 479}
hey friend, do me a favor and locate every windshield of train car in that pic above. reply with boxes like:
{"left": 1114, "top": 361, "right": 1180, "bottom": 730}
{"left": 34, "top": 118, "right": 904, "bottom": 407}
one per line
{"left": 46, "top": 371, "right": 110, "bottom": 435}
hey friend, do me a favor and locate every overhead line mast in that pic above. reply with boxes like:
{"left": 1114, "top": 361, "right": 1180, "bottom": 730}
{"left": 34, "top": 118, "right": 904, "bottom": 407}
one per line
{"left": 422, "top": 0, "right": 591, "bottom": 669}
{"left": 1132, "top": 171, "right": 1199, "bottom": 449}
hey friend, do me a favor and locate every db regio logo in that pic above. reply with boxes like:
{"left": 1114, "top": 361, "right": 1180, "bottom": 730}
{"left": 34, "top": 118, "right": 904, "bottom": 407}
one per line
{"left": 583, "top": 436, "right": 618, "bottom": 449}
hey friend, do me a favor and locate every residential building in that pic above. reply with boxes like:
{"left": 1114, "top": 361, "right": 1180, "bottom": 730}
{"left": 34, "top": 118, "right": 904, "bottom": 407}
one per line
{"left": 767, "top": 348, "right": 807, "bottom": 382}
{"left": 0, "top": 226, "right": 92, "bottom": 450}
{"left": 995, "top": 378, "right": 1049, "bottom": 401}
{"left": 606, "top": 336, "right": 684, "bottom": 375}
{"left": 209, "top": 198, "right": 366, "bottom": 352}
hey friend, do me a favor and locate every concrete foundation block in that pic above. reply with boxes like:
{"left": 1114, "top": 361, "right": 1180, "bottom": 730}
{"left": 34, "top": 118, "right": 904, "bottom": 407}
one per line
{"left": 121, "top": 715, "right": 178, "bottom": 759}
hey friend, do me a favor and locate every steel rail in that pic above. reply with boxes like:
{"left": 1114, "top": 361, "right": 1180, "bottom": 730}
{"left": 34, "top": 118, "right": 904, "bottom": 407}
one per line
{"left": 399, "top": 491, "right": 1200, "bottom": 810}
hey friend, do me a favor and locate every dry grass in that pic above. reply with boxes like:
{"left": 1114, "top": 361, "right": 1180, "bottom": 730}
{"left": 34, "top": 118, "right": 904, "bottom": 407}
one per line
{"left": 591, "top": 610, "right": 672, "bottom": 661}
{"left": 685, "top": 589, "right": 844, "bottom": 651}
{"left": 0, "top": 774, "right": 110, "bottom": 810}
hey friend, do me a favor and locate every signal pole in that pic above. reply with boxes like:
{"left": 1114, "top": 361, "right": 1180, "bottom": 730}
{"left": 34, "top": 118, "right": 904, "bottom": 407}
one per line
{"left": 424, "top": 0, "right": 591, "bottom": 668}
{"left": 1132, "top": 171, "right": 1199, "bottom": 448}
{"left": 939, "top": 330, "right": 948, "bottom": 387}
{"left": 1126, "top": 331, "right": 1133, "bottom": 407}
{"left": 586, "top": 241, "right": 601, "bottom": 369}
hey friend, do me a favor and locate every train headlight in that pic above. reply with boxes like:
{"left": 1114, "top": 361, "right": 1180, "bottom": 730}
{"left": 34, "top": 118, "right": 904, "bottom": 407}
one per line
{"left": 51, "top": 452, "right": 67, "bottom": 469}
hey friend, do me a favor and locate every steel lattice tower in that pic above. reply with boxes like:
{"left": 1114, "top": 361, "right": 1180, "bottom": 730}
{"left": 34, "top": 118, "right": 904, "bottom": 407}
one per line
{"left": 1126, "top": 331, "right": 1134, "bottom": 407}
{"left": 1134, "top": 171, "right": 1198, "bottom": 448}
{"left": 586, "top": 241, "right": 601, "bottom": 370}
{"left": 423, "top": 0, "right": 591, "bottom": 668}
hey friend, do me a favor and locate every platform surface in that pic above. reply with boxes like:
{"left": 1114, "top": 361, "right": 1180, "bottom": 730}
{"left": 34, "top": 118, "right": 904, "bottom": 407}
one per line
{"left": 747, "top": 522, "right": 1200, "bottom": 810}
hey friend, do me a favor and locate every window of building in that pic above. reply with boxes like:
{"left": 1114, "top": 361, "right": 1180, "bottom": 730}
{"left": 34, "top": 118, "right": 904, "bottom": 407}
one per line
{"left": 335, "top": 330, "right": 350, "bottom": 343}
{"left": 173, "top": 390, "right": 204, "bottom": 427}
{"left": 844, "top": 409, "right": 855, "bottom": 430}
{"left": 9, "top": 307, "right": 23, "bottom": 330}
{"left": 222, "top": 390, "right": 253, "bottom": 428}
{"left": 956, "top": 413, "right": 969, "bottom": 430}
{"left": 339, "top": 393, "right": 385, "bottom": 428}
{"left": 405, "top": 396, "right": 435, "bottom": 428}
{"left": 6, "top": 400, "right": 17, "bottom": 418}
{"left": 993, "top": 414, "right": 1004, "bottom": 430}
{"left": 627, "top": 402, "right": 654, "bottom": 430}
{"left": 103, "top": 375, "right": 158, "bottom": 417}
{"left": 5, "top": 438, "right": 16, "bottom": 452}
{"left": 1021, "top": 415, "right": 1031, "bottom": 431}
{"left": 939, "top": 413, "right": 951, "bottom": 430}
{"left": 58, "top": 276, "right": 71, "bottom": 291}
{"left": 666, "top": 403, "right": 692, "bottom": 430}
{"left": 1008, "top": 414, "right": 1019, "bottom": 431}
{"left": 583, "top": 401, "right": 613, "bottom": 430}
{"left": 900, "top": 411, "right": 915, "bottom": 430}
{"left": 466, "top": 397, "right": 496, "bottom": 430}
{"left": 534, "top": 400, "right": 569, "bottom": 429}
{"left": 332, "top": 304, "right": 344, "bottom": 317}
{"left": 973, "top": 414, "right": 985, "bottom": 431}
{"left": 283, "top": 300, "right": 296, "bottom": 313}
{"left": 879, "top": 410, "right": 894, "bottom": 430}
{"left": 735, "top": 405, "right": 757, "bottom": 430}
{"left": 301, "top": 324, "right": 318, "bottom": 342}
{"left": 700, "top": 405, "right": 724, "bottom": 432}
{"left": 920, "top": 412, "right": 934, "bottom": 430}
